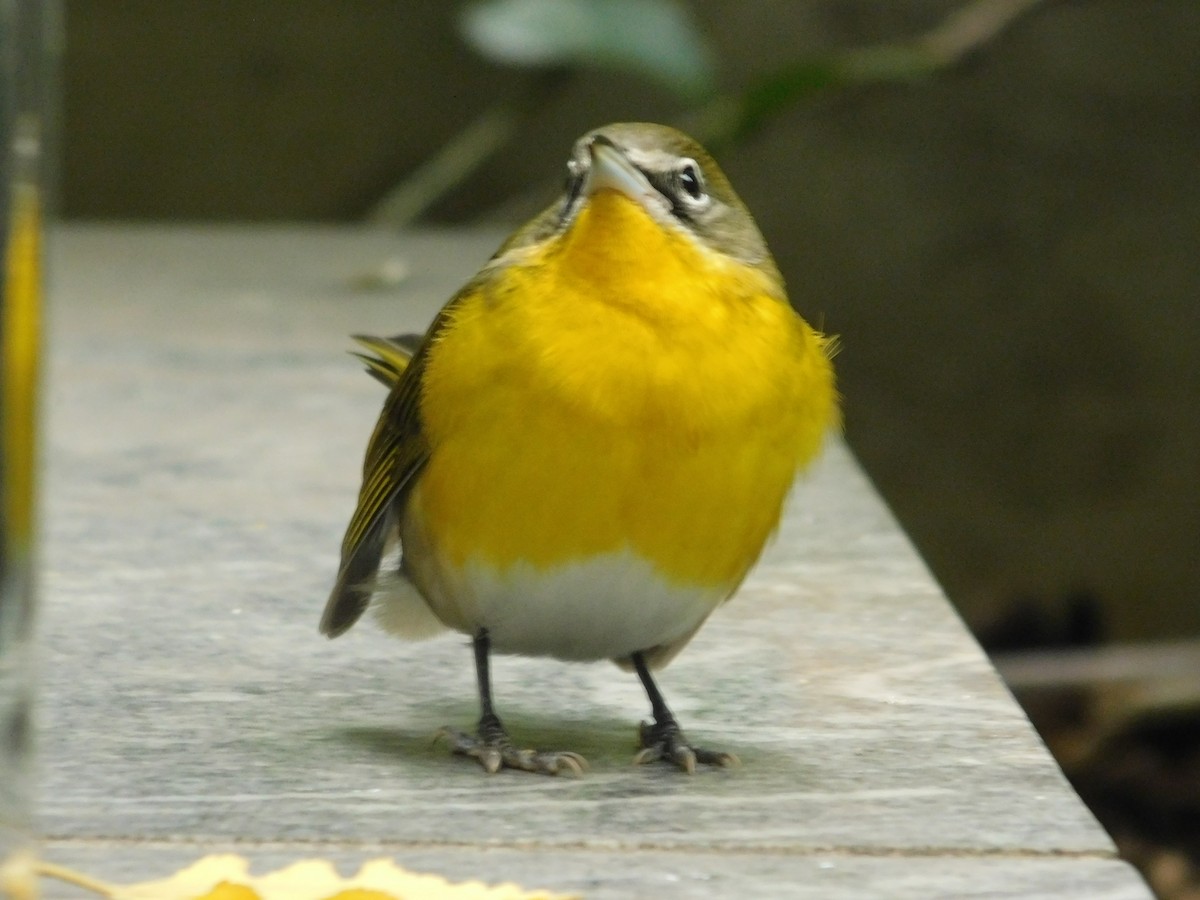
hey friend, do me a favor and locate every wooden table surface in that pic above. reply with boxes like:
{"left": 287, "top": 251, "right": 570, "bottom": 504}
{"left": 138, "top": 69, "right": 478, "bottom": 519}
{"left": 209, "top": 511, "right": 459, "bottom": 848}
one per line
{"left": 34, "top": 225, "right": 1150, "bottom": 898}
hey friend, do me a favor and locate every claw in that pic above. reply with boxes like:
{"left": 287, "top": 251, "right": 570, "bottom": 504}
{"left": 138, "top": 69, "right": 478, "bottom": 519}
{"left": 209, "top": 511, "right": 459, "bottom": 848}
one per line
{"left": 693, "top": 746, "right": 739, "bottom": 768}
{"left": 537, "top": 750, "right": 588, "bottom": 777}
{"left": 436, "top": 726, "right": 588, "bottom": 776}
{"left": 633, "top": 719, "right": 738, "bottom": 773}
{"left": 481, "top": 745, "right": 503, "bottom": 774}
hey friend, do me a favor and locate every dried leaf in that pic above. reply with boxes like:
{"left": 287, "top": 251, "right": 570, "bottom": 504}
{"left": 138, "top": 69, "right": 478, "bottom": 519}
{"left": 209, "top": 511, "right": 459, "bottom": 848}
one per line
{"left": 39, "top": 854, "right": 578, "bottom": 900}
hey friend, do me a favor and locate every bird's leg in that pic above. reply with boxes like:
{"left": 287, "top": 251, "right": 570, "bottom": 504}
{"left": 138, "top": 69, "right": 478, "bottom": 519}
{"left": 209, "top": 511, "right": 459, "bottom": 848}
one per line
{"left": 631, "top": 651, "right": 738, "bottom": 773}
{"left": 438, "top": 629, "right": 587, "bottom": 776}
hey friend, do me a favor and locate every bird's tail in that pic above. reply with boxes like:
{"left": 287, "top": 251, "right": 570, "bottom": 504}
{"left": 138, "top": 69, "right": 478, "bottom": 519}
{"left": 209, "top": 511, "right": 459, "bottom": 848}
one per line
{"left": 319, "top": 333, "right": 424, "bottom": 638}
{"left": 350, "top": 333, "right": 422, "bottom": 388}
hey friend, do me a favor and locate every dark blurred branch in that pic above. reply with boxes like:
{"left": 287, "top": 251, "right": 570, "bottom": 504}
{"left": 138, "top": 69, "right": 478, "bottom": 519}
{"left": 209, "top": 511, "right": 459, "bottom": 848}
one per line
{"left": 370, "top": 0, "right": 1050, "bottom": 227}
{"left": 693, "top": 0, "right": 1050, "bottom": 145}
{"left": 368, "top": 70, "right": 571, "bottom": 228}
{"left": 920, "top": 0, "right": 1048, "bottom": 63}
{"left": 367, "top": 102, "right": 521, "bottom": 228}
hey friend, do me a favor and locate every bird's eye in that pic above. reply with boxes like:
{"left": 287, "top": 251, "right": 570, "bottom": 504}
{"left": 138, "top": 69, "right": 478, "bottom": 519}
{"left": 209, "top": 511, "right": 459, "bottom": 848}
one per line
{"left": 677, "top": 160, "right": 706, "bottom": 202}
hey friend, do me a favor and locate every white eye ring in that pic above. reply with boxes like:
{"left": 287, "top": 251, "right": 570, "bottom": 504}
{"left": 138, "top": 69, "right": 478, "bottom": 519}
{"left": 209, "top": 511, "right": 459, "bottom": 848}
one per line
{"left": 677, "top": 159, "right": 707, "bottom": 205}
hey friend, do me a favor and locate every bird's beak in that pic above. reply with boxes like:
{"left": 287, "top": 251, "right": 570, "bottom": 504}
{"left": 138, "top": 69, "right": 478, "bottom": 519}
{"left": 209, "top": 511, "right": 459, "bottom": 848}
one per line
{"left": 583, "top": 138, "right": 659, "bottom": 210}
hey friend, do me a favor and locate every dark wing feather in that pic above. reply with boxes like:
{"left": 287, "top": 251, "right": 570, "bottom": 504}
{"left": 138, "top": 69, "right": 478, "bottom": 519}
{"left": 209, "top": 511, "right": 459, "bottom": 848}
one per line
{"left": 319, "top": 317, "right": 455, "bottom": 637}
{"left": 320, "top": 238, "right": 538, "bottom": 637}
{"left": 351, "top": 333, "right": 425, "bottom": 388}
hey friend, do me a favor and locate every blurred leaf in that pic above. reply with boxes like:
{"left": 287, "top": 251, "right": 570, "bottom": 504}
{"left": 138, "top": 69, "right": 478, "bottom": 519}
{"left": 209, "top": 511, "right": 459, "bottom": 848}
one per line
{"left": 461, "top": 0, "right": 716, "bottom": 100}
{"left": 730, "top": 61, "right": 840, "bottom": 140}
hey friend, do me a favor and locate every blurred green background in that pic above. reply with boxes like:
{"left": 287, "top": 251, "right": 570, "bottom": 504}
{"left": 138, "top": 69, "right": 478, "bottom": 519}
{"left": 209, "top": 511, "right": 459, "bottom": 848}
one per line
{"left": 61, "top": 0, "right": 1199, "bottom": 646}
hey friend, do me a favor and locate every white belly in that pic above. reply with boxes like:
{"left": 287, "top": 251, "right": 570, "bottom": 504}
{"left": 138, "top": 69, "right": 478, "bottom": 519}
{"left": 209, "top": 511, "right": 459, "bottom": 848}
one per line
{"left": 372, "top": 544, "right": 726, "bottom": 664}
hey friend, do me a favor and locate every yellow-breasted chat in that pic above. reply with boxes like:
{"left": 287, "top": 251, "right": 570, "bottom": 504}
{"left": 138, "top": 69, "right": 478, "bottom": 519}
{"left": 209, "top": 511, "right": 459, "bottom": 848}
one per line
{"left": 321, "top": 122, "right": 839, "bottom": 775}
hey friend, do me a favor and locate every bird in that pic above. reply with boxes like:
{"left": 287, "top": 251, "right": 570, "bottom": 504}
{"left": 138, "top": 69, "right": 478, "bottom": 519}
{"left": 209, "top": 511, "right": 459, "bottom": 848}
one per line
{"left": 321, "top": 122, "right": 839, "bottom": 776}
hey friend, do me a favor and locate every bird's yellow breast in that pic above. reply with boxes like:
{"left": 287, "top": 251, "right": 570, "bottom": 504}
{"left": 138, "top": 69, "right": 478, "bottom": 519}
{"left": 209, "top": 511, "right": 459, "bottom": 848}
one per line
{"left": 415, "top": 191, "right": 837, "bottom": 590}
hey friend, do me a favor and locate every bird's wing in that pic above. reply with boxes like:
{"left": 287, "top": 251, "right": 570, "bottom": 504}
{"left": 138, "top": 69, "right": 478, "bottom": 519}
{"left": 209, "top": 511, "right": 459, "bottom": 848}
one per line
{"left": 319, "top": 310, "right": 458, "bottom": 637}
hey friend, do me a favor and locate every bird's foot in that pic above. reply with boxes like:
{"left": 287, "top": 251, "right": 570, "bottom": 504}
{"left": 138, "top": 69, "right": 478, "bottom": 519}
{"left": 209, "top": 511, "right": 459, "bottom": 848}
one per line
{"left": 436, "top": 717, "right": 587, "bottom": 777}
{"left": 633, "top": 718, "right": 739, "bottom": 774}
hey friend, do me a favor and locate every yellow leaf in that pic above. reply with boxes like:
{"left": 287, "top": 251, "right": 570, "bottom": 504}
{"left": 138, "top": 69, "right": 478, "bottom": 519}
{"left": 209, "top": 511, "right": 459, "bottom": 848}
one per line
{"left": 39, "top": 854, "right": 579, "bottom": 900}
{"left": 196, "top": 884, "right": 261, "bottom": 900}
{"left": 0, "top": 847, "right": 38, "bottom": 900}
